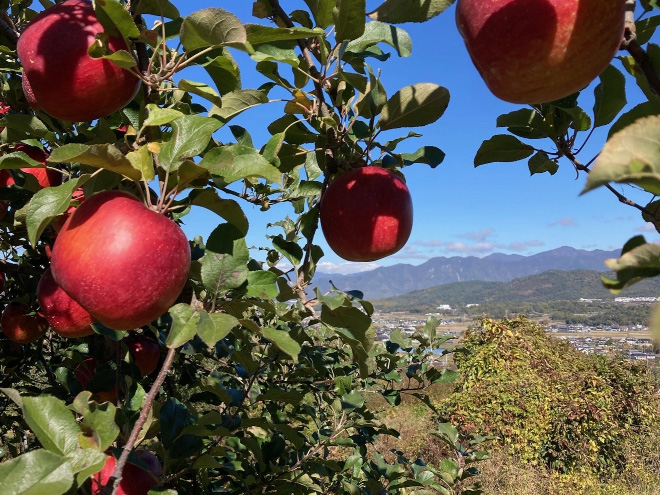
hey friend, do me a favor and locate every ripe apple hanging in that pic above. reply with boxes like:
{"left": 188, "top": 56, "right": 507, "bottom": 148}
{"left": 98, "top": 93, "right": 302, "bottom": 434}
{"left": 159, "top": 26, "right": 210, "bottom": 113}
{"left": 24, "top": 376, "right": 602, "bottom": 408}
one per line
{"left": 456, "top": 0, "right": 626, "bottom": 104}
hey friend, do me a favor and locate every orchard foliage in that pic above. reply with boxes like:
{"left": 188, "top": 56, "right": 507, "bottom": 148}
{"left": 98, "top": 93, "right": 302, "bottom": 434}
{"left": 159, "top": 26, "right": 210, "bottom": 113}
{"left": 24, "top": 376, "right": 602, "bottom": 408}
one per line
{"left": 440, "top": 317, "right": 660, "bottom": 475}
{"left": 0, "top": 0, "right": 486, "bottom": 494}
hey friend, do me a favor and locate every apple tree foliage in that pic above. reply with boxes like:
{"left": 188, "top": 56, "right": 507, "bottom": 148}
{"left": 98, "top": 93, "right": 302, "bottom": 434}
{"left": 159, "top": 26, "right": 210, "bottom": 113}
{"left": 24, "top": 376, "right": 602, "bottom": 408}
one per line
{"left": 0, "top": 1, "right": 489, "bottom": 494}
{"left": 472, "top": 2, "right": 660, "bottom": 336}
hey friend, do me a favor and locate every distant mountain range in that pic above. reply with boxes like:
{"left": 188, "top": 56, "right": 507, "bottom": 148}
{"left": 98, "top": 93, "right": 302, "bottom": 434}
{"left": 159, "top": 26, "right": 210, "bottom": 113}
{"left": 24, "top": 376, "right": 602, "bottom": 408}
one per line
{"left": 311, "top": 247, "right": 620, "bottom": 300}
{"left": 373, "top": 269, "right": 660, "bottom": 313}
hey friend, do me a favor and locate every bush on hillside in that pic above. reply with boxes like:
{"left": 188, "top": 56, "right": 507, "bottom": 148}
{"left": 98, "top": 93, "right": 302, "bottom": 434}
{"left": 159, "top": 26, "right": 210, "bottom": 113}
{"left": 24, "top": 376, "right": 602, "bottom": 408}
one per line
{"left": 438, "top": 317, "right": 660, "bottom": 475}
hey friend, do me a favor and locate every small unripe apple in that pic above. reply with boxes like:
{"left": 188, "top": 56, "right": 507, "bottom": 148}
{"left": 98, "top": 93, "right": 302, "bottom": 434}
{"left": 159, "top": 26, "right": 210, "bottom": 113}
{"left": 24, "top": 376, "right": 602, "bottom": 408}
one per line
{"left": 1, "top": 303, "right": 48, "bottom": 344}
{"left": 0, "top": 145, "right": 62, "bottom": 189}
{"left": 74, "top": 357, "right": 117, "bottom": 403}
{"left": 37, "top": 267, "right": 95, "bottom": 338}
{"left": 456, "top": 0, "right": 626, "bottom": 103}
{"left": 50, "top": 190, "right": 191, "bottom": 330}
{"left": 320, "top": 166, "right": 413, "bottom": 262}
{"left": 90, "top": 450, "right": 163, "bottom": 495}
{"left": 17, "top": 0, "right": 140, "bottom": 122}
{"left": 125, "top": 334, "right": 160, "bottom": 376}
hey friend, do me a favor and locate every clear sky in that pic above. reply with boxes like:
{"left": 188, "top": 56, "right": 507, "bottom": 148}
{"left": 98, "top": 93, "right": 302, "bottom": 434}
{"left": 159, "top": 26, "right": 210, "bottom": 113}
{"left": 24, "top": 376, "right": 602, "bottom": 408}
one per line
{"left": 169, "top": 1, "right": 659, "bottom": 275}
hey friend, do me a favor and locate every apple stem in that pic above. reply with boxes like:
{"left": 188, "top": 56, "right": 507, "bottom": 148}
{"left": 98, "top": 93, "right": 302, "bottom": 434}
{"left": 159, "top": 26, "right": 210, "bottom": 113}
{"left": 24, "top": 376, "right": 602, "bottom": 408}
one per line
{"left": 103, "top": 347, "right": 177, "bottom": 495}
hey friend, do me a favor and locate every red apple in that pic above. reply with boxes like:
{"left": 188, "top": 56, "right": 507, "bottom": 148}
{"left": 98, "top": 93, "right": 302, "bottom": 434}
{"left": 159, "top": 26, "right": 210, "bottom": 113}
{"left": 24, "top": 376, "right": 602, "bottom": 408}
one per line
{"left": 50, "top": 190, "right": 190, "bottom": 330}
{"left": 37, "top": 267, "right": 95, "bottom": 338}
{"left": 1, "top": 303, "right": 48, "bottom": 344}
{"left": 90, "top": 450, "right": 163, "bottom": 495}
{"left": 456, "top": 0, "right": 626, "bottom": 103}
{"left": 74, "top": 357, "right": 117, "bottom": 403}
{"left": 17, "top": 0, "right": 140, "bottom": 122}
{"left": 320, "top": 166, "right": 413, "bottom": 262}
{"left": 52, "top": 188, "right": 85, "bottom": 232}
{"left": 124, "top": 334, "right": 160, "bottom": 376}
{"left": 0, "top": 144, "right": 62, "bottom": 189}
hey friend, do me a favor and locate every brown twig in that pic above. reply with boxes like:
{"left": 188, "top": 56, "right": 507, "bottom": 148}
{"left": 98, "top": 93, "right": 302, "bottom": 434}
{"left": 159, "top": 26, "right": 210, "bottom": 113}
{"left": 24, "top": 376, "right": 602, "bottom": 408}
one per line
{"left": 563, "top": 149, "right": 656, "bottom": 219}
{"left": 620, "top": 0, "right": 660, "bottom": 97}
{"left": 104, "top": 347, "right": 177, "bottom": 495}
{"left": 0, "top": 14, "right": 18, "bottom": 47}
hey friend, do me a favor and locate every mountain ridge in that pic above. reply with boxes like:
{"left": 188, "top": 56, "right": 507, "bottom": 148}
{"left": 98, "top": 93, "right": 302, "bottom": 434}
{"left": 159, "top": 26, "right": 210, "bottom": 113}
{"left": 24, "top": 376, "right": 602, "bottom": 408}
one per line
{"left": 311, "top": 247, "right": 620, "bottom": 299}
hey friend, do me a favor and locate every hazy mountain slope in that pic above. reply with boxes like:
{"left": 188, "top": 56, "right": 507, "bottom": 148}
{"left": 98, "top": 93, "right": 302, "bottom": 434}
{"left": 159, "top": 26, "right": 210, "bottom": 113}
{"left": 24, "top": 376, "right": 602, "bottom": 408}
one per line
{"left": 311, "top": 247, "right": 619, "bottom": 299}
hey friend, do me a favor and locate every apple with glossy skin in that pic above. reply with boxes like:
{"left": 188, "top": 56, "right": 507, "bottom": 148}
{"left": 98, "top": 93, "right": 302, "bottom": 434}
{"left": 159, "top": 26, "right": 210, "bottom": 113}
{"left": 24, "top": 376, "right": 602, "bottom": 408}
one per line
{"left": 37, "top": 267, "right": 95, "bottom": 338}
{"left": 456, "top": 0, "right": 626, "bottom": 104}
{"left": 90, "top": 450, "right": 163, "bottom": 495}
{"left": 1, "top": 303, "right": 48, "bottom": 344}
{"left": 74, "top": 357, "right": 117, "bottom": 403}
{"left": 0, "top": 144, "right": 62, "bottom": 189}
{"left": 50, "top": 190, "right": 191, "bottom": 330}
{"left": 17, "top": 0, "right": 140, "bottom": 122}
{"left": 320, "top": 166, "right": 413, "bottom": 262}
{"left": 125, "top": 334, "right": 160, "bottom": 376}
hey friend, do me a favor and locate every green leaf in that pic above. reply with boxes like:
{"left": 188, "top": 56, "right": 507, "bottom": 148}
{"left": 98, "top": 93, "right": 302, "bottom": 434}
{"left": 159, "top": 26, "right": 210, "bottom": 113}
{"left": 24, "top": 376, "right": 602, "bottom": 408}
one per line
{"left": 341, "top": 390, "right": 365, "bottom": 410}
{"left": 26, "top": 177, "right": 88, "bottom": 247}
{"left": 201, "top": 223, "right": 250, "bottom": 295}
{"left": 49, "top": 144, "right": 141, "bottom": 180}
{"left": 19, "top": 394, "right": 81, "bottom": 456}
{"left": 180, "top": 8, "right": 247, "bottom": 51}
{"left": 608, "top": 101, "right": 660, "bottom": 138}
{"left": 199, "top": 48, "right": 242, "bottom": 94}
{"left": 209, "top": 89, "right": 269, "bottom": 125}
{"left": 334, "top": 0, "right": 366, "bottom": 42}
{"left": 368, "top": 0, "right": 455, "bottom": 23}
{"left": 72, "top": 395, "right": 119, "bottom": 452}
{"left": 126, "top": 146, "right": 155, "bottom": 182}
{"left": 399, "top": 146, "right": 445, "bottom": 168}
{"left": 600, "top": 236, "right": 660, "bottom": 293}
{"left": 178, "top": 79, "right": 223, "bottom": 107}
{"left": 263, "top": 327, "right": 301, "bottom": 362}
{"left": 245, "top": 24, "right": 325, "bottom": 44}
{"left": 133, "top": 0, "right": 180, "bottom": 19}
{"left": 636, "top": 15, "right": 660, "bottom": 45}
{"left": 345, "top": 21, "right": 412, "bottom": 58}
{"left": 0, "top": 114, "right": 56, "bottom": 141}
{"left": 272, "top": 235, "right": 303, "bottom": 266}
{"left": 303, "top": 0, "right": 336, "bottom": 28}
{"left": 88, "top": 47, "right": 137, "bottom": 69}
{"left": 66, "top": 449, "right": 107, "bottom": 486}
{"left": 188, "top": 189, "right": 249, "bottom": 236}
{"left": 197, "top": 312, "right": 239, "bottom": 346}
{"left": 143, "top": 104, "right": 184, "bottom": 126}
{"left": 593, "top": 65, "right": 627, "bottom": 128}
{"left": 0, "top": 149, "right": 49, "bottom": 170}
{"left": 199, "top": 144, "right": 283, "bottom": 185}
{"left": 377, "top": 83, "right": 449, "bottom": 130}
{"left": 246, "top": 270, "right": 279, "bottom": 299}
{"left": 0, "top": 449, "right": 74, "bottom": 495}
{"left": 93, "top": 0, "right": 141, "bottom": 41}
{"left": 496, "top": 109, "right": 551, "bottom": 139}
{"left": 159, "top": 115, "right": 222, "bottom": 171}
{"left": 528, "top": 151, "right": 558, "bottom": 176}
{"left": 474, "top": 135, "right": 534, "bottom": 166}
{"left": 166, "top": 303, "right": 200, "bottom": 348}
{"left": 583, "top": 115, "right": 660, "bottom": 195}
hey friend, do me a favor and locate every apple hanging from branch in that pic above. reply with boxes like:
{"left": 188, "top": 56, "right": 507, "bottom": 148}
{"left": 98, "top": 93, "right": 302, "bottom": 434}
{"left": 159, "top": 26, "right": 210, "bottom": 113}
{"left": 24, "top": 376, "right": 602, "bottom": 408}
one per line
{"left": 17, "top": 0, "right": 140, "bottom": 122}
{"left": 1, "top": 303, "right": 48, "bottom": 344}
{"left": 456, "top": 0, "right": 626, "bottom": 103}
{"left": 50, "top": 191, "right": 191, "bottom": 331}
{"left": 320, "top": 166, "right": 413, "bottom": 262}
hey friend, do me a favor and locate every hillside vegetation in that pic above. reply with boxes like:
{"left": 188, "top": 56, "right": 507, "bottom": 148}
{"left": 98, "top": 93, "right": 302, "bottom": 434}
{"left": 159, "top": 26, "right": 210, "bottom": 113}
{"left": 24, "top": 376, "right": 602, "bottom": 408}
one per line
{"left": 437, "top": 317, "right": 660, "bottom": 492}
{"left": 374, "top": 269, "right": 660, "bottom": 316}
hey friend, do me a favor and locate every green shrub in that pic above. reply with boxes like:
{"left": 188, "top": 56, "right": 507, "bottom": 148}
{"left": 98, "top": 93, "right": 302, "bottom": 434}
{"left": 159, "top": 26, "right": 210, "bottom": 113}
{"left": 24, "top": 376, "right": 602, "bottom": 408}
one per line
{"left": 438, "top": 316, "right": 660, "bottom": 475}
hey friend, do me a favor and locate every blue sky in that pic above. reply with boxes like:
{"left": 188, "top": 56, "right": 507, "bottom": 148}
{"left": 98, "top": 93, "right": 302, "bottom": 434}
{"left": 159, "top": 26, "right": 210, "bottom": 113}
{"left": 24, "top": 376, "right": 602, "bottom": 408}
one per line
{"left": 170, "top": 1, "right": 659, "bottom": 275}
